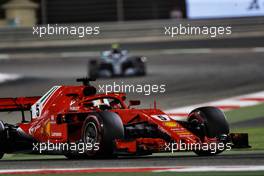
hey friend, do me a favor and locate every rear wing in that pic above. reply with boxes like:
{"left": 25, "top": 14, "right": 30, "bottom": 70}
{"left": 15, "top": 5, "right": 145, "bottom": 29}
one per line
{"left": 0, "top": 96, "right": 41, "bottom": 112}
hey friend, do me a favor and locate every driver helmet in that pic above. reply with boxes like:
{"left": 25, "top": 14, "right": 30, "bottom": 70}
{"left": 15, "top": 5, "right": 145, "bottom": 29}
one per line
{"left": 111, "top": 43, "right": 121, "bottom": 54}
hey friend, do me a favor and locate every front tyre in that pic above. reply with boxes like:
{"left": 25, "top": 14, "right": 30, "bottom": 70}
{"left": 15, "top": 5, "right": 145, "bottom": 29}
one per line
{"left": 133, "top": 57, "right": 146, "bottom": 76}
{"left": 82, "top": 116, "right": 101, "bottom": 157}
{"left": 82, "top": 112, "right": 124, "bottom": 158}
{"left": 188, "top": 106, "right": 230, "bottom": 156}
{"left": 125, "top": 57, "right": 146, "bottom": 76}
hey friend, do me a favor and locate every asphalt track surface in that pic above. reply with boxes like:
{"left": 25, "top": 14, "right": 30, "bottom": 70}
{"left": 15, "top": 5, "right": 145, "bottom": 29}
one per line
{"left": 0, "top": 40, "right": 264, "bottom": 169}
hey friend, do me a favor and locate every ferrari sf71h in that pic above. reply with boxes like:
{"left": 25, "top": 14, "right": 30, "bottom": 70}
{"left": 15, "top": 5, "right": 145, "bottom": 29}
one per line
{"left": 0, "top": 78, "right": 248, "bottom": 159}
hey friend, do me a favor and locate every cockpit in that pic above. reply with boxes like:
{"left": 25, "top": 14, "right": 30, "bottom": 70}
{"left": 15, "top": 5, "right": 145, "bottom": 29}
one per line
{"left": 84, "top": 97, "right": 124, "bottom": 110}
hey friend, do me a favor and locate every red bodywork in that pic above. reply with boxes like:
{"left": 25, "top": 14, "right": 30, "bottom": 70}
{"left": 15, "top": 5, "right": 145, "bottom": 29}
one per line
{"left": 0, "top": 84, "right": 210, "bottom": 155}
{"left": 0, "top": 97, "right": 40, "bottom": 112}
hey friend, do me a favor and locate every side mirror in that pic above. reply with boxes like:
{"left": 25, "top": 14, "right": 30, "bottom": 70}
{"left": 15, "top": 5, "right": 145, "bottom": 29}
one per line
{"left": 129, "top": 100, "right": 140, "bottom": 108}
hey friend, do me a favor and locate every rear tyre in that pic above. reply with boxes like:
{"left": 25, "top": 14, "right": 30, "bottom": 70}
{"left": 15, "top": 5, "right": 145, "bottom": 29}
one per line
{"left": 81, "top": 112, "right": 124, "bottom": 158}
{"left": 188, "top": 106, "right": 229, "bottom": 156}
{"left": 88, "top": 60, "right": 98, "bottom": 79}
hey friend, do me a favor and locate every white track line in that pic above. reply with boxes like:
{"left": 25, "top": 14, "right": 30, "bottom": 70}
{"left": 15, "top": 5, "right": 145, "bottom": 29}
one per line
{"left": 155, "top": 165, "right": 264, "bottom": 172}
{"left": 161, "top": 48, "right": 212, "bottom": 55}
{"left": 0, "top": 73, "right": 21, "bottom": 83}
{"left": 0, "top": 54, "right": 9, "bottom": 60}
{"left": 253, "top": 47, "right": 264, "bottom": 53}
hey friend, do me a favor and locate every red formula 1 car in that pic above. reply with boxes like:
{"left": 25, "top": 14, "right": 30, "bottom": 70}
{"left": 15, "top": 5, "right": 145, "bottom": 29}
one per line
{"left": 0, "top": 78, "right": 248, "bottom": 159}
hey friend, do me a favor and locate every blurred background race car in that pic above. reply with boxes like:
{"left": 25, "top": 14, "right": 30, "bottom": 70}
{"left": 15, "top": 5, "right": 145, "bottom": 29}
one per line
{"left": 88, "top": 44, "right": 147, "bottom": 78}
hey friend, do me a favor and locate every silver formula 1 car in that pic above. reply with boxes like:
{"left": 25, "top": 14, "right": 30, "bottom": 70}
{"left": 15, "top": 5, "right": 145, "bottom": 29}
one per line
{"left": 88, "top": 50, "right": 147, "bottom": 78}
